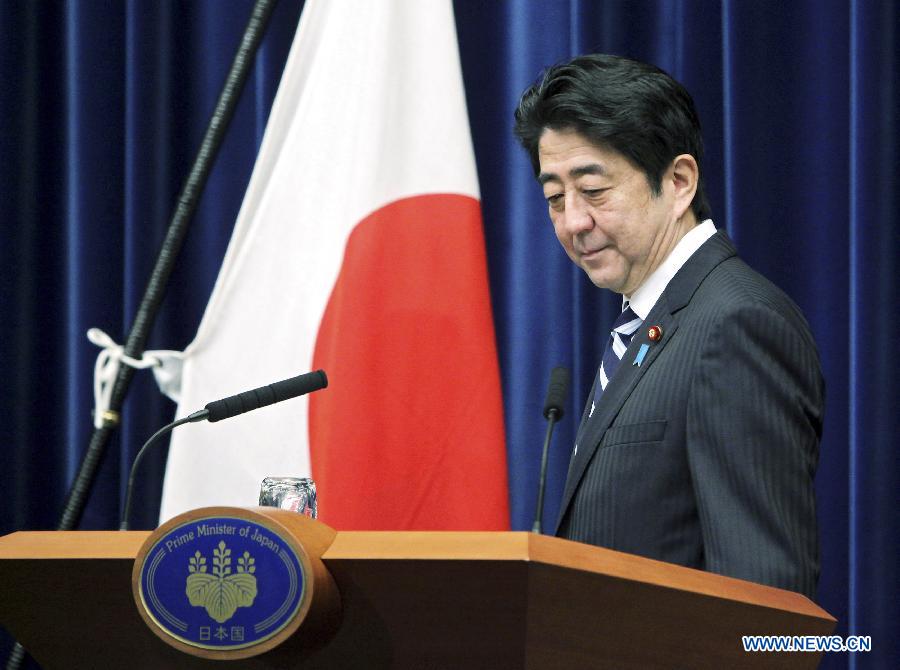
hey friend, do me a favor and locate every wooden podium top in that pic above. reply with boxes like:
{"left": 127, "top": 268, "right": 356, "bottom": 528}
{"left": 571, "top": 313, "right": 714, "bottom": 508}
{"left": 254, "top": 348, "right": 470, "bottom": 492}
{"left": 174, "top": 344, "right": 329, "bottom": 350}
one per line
{"left": 323, "top": 530, "right": 828, "bottom": 620}
{"left": 0, "top": 530, "right": 150, "bottom": 558}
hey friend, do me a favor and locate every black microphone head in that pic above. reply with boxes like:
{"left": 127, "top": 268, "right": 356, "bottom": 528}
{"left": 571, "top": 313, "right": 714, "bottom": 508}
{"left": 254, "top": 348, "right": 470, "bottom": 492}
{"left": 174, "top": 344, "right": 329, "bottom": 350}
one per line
{"left": 205, "top": 370, "right": 328, "bottom": 423}
{"left": 542, "top": 366, "right": 570, "bottom": 420}
{"left": 272, "top": 369, "right": 328, "bottom": 402}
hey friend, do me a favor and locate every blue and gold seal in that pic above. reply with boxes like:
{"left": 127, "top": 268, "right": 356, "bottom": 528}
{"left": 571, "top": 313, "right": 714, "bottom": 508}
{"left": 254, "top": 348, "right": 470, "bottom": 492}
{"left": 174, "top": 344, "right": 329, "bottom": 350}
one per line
{"left": 133, "top": 507, "right": 328, "bottom": 658}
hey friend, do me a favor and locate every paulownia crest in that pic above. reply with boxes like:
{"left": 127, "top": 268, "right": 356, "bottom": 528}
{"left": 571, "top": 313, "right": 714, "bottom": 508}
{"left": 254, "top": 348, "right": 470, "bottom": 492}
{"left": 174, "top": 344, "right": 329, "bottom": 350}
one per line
{"left": 185, "top": 540, "right": 258, "bottom": 623}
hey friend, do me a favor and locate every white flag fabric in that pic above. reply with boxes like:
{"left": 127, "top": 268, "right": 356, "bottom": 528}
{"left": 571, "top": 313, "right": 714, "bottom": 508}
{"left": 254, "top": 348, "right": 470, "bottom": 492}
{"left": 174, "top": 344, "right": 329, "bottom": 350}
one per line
{"left": 159, "top": 0, "right": 508, "bottom": 530}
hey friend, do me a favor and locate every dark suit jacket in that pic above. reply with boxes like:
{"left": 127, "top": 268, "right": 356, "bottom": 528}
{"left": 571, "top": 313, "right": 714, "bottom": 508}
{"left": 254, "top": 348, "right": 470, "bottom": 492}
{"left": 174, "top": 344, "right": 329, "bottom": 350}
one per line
{"left": 556, "top": 231, "right": 824, "bottom": 598}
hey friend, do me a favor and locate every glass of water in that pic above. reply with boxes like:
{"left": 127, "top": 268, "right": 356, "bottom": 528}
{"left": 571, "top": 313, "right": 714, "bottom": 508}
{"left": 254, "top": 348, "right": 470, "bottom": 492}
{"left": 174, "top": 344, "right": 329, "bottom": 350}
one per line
{"left": 259, "top": 476, "right": 317, "bottom": 519}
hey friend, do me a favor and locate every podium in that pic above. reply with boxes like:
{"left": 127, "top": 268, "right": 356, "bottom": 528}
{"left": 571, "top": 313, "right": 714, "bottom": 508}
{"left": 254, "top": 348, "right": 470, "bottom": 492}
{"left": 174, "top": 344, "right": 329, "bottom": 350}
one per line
{"left": 0, "top": 509, "right": 835, "bottom": 669}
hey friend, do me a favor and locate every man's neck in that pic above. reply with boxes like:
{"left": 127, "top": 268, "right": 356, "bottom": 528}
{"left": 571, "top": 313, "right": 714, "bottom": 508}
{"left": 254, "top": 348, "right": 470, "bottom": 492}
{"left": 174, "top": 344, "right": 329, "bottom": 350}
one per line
{"left": 625, "top": 219, "right": 717, "bottom": 319}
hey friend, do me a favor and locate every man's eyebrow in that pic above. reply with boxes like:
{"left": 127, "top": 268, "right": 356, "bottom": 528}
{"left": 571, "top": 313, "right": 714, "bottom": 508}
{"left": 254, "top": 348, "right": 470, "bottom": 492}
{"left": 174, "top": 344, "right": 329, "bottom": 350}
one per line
{"left": 571, "top": 163, "right": 606, "bottom": 179}
{"left": 538, "top": 163, "right": 606, "bottom": 185}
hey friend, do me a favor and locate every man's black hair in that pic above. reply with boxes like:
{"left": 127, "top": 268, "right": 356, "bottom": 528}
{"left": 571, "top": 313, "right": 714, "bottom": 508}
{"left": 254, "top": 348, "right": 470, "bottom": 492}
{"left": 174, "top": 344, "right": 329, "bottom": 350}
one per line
{"left": 514, "top": 54, "right": 712, "bottom": 221}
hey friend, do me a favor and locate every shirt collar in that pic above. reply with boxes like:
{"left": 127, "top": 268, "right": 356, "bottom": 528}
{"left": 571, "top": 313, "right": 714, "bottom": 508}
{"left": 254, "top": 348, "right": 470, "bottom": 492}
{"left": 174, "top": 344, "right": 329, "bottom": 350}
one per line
{"left": 625, "top": 219, "right": 717, "bottom": 319}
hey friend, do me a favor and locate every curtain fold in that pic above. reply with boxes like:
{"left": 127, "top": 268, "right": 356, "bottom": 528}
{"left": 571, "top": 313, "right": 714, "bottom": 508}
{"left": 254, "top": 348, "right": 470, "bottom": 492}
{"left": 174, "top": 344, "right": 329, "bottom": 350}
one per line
{"left": 1, "top": 1, "right": 896, "bottom": 667}
{"left": 848, "top": 0, "right": 899, "bottom": 652}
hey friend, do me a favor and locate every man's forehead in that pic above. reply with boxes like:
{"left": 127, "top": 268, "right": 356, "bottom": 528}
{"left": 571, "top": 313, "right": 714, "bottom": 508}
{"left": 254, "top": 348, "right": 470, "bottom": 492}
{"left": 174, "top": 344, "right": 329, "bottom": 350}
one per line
{"left": 537, "top": 129, "right": 621, "bottom": 175}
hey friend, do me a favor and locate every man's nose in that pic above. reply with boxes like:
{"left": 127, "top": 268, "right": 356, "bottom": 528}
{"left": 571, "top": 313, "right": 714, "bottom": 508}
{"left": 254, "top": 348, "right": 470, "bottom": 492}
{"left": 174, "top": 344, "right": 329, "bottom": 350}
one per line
{"left": 562, "top": 194, "right": 593, "bottom": 235}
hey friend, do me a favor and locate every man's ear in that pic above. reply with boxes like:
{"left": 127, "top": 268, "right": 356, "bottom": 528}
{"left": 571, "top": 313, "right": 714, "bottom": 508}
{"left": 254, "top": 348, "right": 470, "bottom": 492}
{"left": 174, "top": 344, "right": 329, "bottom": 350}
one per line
{"left": 670, "top": 154, "right": 699, "bottom": 222}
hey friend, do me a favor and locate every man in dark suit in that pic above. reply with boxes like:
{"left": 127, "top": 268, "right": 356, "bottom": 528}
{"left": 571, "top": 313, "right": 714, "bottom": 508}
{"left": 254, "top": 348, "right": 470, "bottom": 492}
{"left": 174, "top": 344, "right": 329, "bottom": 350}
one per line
{"left": 514, "top": 54, "right": 824, "bottom": 598}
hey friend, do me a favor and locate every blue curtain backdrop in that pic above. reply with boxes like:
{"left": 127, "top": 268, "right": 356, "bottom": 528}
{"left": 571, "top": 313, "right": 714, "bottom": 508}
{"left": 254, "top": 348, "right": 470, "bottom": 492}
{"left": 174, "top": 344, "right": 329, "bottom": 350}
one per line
{"left": 1, "top": 1, "right": 897, "bottom": 668}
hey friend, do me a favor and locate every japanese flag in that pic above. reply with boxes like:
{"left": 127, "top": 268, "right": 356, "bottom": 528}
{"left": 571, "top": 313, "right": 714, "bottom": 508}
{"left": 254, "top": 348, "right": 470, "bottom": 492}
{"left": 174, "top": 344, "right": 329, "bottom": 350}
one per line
{"left": 159, "top": 0, "right": 509, "bottom": 530}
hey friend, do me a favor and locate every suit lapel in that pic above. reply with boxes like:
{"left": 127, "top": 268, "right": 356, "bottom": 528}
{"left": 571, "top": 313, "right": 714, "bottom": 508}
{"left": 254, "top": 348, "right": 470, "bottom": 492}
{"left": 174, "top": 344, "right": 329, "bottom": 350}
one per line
{"left": 557, "top": 295, "right": 678, "bottom": 525}
{"left": 554, "top": 231, "right": 738, "bottom": 533}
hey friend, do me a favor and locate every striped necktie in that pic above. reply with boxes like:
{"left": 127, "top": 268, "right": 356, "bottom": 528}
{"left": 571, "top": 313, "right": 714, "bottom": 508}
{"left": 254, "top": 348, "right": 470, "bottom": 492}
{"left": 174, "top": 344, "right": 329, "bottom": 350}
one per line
{"left": 590, "top": 304, "right": 643, "bottom": 416}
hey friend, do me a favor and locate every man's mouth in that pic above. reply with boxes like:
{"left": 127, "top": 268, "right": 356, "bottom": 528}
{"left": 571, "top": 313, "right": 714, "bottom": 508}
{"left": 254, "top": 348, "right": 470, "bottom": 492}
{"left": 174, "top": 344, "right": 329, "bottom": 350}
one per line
{"left": 579, "top": 245, "right": 607, "bottom": 260}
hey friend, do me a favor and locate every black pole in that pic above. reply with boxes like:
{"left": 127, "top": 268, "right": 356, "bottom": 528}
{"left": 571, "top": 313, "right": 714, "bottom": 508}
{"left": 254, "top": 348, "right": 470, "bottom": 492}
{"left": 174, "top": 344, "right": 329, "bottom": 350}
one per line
{"left": 6, "top": 2, "right": 279, "bottom": 669}
{"left": 60, "top": 0, "right": 278, "bottom": 530}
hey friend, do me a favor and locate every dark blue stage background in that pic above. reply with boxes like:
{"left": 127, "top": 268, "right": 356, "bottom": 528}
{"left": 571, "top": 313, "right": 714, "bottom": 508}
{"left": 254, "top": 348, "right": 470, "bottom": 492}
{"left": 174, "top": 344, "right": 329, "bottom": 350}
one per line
{"left": 1, "top": 2, "right": 897, "bottom": 668}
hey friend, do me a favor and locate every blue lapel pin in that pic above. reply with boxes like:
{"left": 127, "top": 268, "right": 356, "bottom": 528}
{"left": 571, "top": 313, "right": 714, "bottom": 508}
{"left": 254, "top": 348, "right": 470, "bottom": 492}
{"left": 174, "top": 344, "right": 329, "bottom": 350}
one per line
{"left": 633, "top": 343, "right": 649, "bottom": 366}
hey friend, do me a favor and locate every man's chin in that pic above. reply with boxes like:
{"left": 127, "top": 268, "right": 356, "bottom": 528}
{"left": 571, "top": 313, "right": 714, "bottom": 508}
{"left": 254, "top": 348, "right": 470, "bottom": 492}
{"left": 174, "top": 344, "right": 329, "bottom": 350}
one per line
{"left": 584, "top": 269, "right": 626, "bottom": 293}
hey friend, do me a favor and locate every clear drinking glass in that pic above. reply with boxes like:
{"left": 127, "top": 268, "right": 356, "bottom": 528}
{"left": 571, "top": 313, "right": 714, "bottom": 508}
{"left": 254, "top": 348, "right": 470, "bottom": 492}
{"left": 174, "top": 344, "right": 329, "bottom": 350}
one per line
{"left": 258, "top": 476, "right": 317, "bottom": 519}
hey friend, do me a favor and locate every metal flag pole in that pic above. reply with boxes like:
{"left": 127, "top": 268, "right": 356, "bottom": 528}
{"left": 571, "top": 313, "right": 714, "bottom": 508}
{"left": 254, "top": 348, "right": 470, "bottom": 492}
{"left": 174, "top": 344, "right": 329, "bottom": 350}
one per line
{"left": 6, "top": 1, "right": 279, "bottom": 668}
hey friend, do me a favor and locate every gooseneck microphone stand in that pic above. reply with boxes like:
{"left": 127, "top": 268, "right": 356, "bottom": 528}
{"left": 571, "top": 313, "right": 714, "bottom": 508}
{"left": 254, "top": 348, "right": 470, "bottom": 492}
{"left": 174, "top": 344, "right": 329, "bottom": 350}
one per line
{"left": 532, "top": 366, "right": 569, "bottom": 534}
{"left": 5, "top": 3, "right": 279, "bottom": 669}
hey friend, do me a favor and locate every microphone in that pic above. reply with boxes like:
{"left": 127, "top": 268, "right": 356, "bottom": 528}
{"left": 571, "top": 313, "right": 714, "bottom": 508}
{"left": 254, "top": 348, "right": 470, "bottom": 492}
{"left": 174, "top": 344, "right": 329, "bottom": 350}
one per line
{"left": 119, "top": 370, "right": 328, "bottom": 530}
{"left": 542, "top": 366, "right": 569, "bottom": 421}
{"left": 204, "top": 369, "right": 328, "bottom": 422}
{"left": 532, "top": 366, "right": 569, "bottom": 534}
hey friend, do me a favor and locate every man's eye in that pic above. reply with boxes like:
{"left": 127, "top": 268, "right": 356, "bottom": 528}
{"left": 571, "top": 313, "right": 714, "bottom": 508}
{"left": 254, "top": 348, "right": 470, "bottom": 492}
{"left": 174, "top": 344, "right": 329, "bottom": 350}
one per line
{"left": 583, "top": 188, "right": 605, "bottom": 197}
{"left": 546, "top": 194, "right": 564, "bottom": 207}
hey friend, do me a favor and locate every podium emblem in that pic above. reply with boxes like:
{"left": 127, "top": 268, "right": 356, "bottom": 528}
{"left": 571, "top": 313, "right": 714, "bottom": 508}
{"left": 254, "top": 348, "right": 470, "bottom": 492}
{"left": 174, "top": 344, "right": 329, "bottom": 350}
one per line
{"left": 185, "top": 541, "right": 258, "bottom": 623}
{"left": 136, "top": 514, "right": 306, "bottom": 652}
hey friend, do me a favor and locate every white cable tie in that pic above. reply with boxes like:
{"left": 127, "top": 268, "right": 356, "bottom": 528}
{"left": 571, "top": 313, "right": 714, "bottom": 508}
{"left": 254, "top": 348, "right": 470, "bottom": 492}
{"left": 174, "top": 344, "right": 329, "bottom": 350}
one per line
{"left": 86, "top": 328, "right": 173, "bottom": 429}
